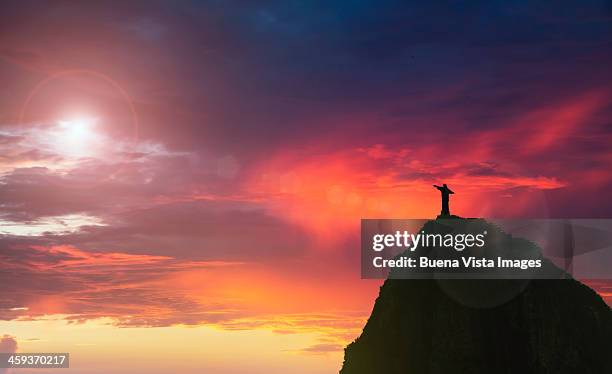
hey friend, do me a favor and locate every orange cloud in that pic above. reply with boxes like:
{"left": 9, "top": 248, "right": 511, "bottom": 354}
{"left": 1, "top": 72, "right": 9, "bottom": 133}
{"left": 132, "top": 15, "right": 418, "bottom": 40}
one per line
{"left": 1, "top": 241, "right": 377, "bottom": 351}
{"left": 29, "top": 245, "right": 171, "bottom": 270}
{"left": 246, "top": 146, "right": 564, "bottom": 237}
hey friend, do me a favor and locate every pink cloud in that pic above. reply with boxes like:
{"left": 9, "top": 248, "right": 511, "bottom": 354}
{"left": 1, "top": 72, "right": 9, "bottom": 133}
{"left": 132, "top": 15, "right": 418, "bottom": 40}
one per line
{"left": 0, "top": 335, "right": 17, "bottom": 374}
{"left": 0, "top": 335, "right": 17, "bottom": 353}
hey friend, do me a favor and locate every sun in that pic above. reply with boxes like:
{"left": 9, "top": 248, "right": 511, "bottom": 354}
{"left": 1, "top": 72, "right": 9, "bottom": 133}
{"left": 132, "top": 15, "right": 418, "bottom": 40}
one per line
{"left": 52, "top": 117, "right": 101, "bottom": 157}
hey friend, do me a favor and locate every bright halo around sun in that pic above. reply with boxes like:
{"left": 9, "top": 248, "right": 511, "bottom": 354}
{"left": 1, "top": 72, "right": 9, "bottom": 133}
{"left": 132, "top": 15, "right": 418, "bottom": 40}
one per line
{"left": 52, "top": 117, "right": 102, "bottom": 158}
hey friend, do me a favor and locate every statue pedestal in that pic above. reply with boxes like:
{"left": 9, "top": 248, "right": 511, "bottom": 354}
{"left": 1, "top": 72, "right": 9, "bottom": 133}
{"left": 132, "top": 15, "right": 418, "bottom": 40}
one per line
{"left": 436, "top": 214, "right": 463, "bottom": 220}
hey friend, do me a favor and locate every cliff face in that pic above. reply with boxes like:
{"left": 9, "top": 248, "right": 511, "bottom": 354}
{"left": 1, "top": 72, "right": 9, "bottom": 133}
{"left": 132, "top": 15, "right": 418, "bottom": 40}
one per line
{"left": 341, "top": 219, "right": 612, "bottom": 374}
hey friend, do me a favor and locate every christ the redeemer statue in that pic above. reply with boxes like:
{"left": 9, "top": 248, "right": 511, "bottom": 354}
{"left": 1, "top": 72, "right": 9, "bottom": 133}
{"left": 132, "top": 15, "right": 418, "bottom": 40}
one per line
{"left": 433, "top": 184, "right": 454, "bottom": 216}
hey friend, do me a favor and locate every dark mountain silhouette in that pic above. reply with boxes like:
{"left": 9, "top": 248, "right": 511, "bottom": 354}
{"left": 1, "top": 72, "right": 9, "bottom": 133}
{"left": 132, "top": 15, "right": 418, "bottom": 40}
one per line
{"left": 341, "top": 217, "right": 612, "bottom": 374}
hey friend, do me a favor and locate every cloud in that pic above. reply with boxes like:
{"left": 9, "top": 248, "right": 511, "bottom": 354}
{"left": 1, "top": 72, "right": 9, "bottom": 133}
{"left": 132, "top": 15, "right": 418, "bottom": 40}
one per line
{"left": 294, "top": 343, "right": 344, "bottom": 355}
{"left": 0, "top": 335, "right": 17, "bottom": 352}
{"left": 0, "top": 237, "right": 374, "bottom": 347}
{"left": 245, "top": 140, "right": 569, "bottom": 235}
{"left": 0, "top": 335, "right": 17, "bottom": 374}
{"left": 0, "top": 242, "right": 243, "bottom": 324}
{"left": 0, "top": 242, "right": 373, "bottom": 357}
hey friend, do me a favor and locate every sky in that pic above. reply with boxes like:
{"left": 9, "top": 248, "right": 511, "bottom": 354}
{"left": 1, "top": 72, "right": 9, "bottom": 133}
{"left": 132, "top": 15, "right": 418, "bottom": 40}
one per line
{"left": 0, "top": 1, "right": 611, "bottom": 373}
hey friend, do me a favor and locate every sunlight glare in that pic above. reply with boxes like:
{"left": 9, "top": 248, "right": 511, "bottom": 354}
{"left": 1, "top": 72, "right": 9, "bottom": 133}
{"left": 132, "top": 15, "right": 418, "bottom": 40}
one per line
{"left": 53, "top": 117, "right": 101, "bottom": 157}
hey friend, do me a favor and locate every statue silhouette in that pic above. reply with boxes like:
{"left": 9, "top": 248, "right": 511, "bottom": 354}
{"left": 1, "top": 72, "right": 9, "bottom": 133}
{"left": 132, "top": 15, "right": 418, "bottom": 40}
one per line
{"left": 433, "top": 184, "right": 454, "bottom": 216}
